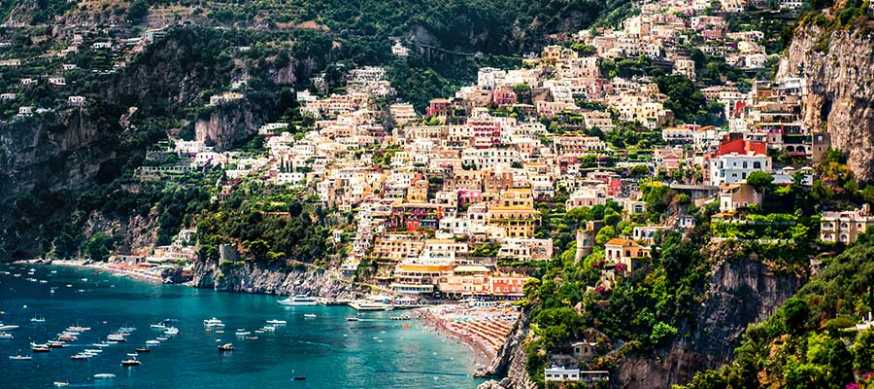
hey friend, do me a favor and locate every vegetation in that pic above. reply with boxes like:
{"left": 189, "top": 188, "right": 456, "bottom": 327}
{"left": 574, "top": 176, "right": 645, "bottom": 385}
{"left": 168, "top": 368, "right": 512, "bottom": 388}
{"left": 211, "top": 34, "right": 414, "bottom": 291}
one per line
{"left": 683, "top": 235, "right": 874, "bottom": 389}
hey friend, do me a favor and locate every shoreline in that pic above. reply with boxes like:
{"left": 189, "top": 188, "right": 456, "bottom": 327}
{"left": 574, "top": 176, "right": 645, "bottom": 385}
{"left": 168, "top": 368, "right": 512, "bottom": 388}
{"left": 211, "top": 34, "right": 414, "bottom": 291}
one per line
{"left": 416, "top": 306, "right": 495, "bottom": 374}
{"left": 13, "top": 258, "right": 166, "bottom": 284}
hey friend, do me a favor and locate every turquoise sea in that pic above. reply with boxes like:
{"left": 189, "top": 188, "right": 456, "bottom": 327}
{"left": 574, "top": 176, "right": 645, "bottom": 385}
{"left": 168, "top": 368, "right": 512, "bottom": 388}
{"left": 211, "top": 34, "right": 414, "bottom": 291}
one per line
{"left": 0, "top": 264, "right": 483, "bottom": 388}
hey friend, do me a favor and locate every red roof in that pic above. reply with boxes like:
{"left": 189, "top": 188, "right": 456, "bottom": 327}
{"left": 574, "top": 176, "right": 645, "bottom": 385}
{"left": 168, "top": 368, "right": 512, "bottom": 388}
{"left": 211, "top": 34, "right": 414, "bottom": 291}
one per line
{"left": 716, "top": 139, "right": 766, "bottom": 156}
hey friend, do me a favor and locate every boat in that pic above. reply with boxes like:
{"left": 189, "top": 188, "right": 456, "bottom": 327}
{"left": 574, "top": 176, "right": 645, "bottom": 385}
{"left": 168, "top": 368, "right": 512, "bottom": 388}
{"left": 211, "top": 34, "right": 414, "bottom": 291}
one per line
{"left": 390, "top": 315, "right": 411, "bottom": 320}
{"left": 48, "top": 340, "right": 65, "bottom": 348}
{"left": 119, "top": 326, "right": 137, "bottom": 333}
{"left": 135, "top": 347, "right": 150, "bottom": 353}
{"left": 203, "top": 318, "right": 224, "bottom": 327}
{"left": 145, "top": 340, "right": 160, "bottom": 345}
{"left": 303, "top": 314, "right": 317, "bottom": 319}
{"left": 70, "top": 354, "right": 90, "bottom": 360}
{"left": 67, "top": 325, "right": 91, "bottom": 332}
{"left": 293, "top": 376, "right": 306, "bottom": 381}
{"left": 346, "top": 317, "right": 360, "bottom": 322}
{"left": 0, "top": 323, "right": 20, "bottom": 331}
{"left": 107, "top": 333, "right": 126, "bottom": 342}
{"left": 84, "top": 349, "right": 103, "bottom": 354}
{"left": 164, "top": 327, "right": 179, "bottom": 336}
{"left": 31, "top": 343, "right": 51, "bottom": 352}
{"left": 126, "top": 353, "right": 138, "bottom": 357}
{"left": 30, "top": 317, "right": 46, "bottom": 323}
{"left": 266, "top": 320, "right": 287, "bottom": 325}
{"left": 8, "top": 355, "right": 32, "bottom": 360}
{"left": 92, "top": 342, "right": 111, "bottom": 348}
{"left": 149, "top": 322, "right": 167, "bottom": 330}
{"left": 245, "top": 336, "right": 259, "bottom": 340}
{"left": 0, "top": 332, "right": 13, "bottom": 340}
{"left": 278, "top": 295, "right": 318, "bottom": 306}
{"left": 218, "top": 343, "right": 234, "bottom": 352}
{"left": 57, "top": 333, "right": 77, "bottom": 342}
{"left": 53, "top": 382, "right": 69, "bottom": 387}
{"left": 261, "top": 325, "right": 276, "bottom": 332}
{"left": 348, "top": 300, "right": 394, "bottom": 311}
{"left": 94, "top": 373, "right": 116, "bottom": 379}
{"left": 121, "top": 358, "right": 141, "bottom": 366}
{"left": 156, "top": 336, "right": 169, "bottom": 341}
{"left": 235, "top": 330, "right": 251, "bottom": 336}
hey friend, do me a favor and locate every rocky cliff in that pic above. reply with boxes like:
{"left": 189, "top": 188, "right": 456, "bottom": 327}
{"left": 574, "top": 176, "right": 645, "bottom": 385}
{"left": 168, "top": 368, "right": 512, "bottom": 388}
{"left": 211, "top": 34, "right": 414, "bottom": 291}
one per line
{"left": 479, "top": 314, "right": 538, "bottom": 389}
{"left": 778, "top": 26, "right": 874, "bottom": 179}
{"left": 195, "top": 100, "right": 266, "bottom": 151}
{"left": 191, "top": 259, "right": 359, "bottom": 298}
{"left": 616, "top": 253, "right": 803, "bottom": 388}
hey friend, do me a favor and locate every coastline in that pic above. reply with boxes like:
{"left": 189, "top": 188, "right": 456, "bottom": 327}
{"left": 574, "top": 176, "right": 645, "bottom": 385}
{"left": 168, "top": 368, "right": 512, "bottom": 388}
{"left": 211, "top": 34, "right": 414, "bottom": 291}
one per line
{"left": 415, "top": 304, "right": 521, "bottom": 377}
{"left": 13, "top": 258, "right": 166, "bottom": 284}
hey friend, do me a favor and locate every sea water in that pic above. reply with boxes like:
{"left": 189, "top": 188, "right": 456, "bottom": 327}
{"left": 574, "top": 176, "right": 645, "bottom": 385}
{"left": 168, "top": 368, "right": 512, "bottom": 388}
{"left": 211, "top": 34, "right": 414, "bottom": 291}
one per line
{"left": 0, "top": 264, "right": 483, "bottom": 388}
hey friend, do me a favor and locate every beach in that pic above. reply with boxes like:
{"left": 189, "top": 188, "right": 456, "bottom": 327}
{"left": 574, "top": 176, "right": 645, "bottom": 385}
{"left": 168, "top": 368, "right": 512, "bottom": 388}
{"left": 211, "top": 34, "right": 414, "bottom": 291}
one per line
{"left": 417, "top": 303, "right": 521, "bottom": 377}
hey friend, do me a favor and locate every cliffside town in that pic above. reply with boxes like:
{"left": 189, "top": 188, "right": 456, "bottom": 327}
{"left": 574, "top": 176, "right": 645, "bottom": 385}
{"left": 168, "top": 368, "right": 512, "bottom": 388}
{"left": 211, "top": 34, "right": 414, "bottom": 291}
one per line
{"left": 2, "top": 0, "right": 874, "bottom": 388}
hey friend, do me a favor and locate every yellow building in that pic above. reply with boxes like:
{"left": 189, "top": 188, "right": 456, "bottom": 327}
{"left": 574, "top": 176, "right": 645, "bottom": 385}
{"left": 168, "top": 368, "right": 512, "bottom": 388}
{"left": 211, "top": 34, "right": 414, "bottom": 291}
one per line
{"left": 487, "top": 187, "right": 540, "bottom": 238}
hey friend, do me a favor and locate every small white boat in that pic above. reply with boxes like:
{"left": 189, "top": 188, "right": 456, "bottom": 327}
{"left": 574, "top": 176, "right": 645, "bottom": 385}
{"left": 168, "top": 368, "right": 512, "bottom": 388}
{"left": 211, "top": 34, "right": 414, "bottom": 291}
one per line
{"left": 0, "top": 332, "right": 13, "bottom": 340}
{"left": 164, "top": 327, "right": 179, "bottom": 336}
{"left": 145, "top": 340, "right": 160, "bottom": 345}
{"left": 303, "top": 314, "right": 317, "bottom": 319}
{"left": 53, "top": 382, "right": 69, "bottom": 387}
{"left": 8, "top": 355, "right": 31, "bottom": 360}
{"left": 92, "top": 342, "right": 110, "bottom": 348}
{"left": 150, "top": 323, "right": 167, "bottom": 330}
{"left": 94, "top": 373, "right": 116, "bottom": 379}
{"left": 0, "top": 323, "right": 20, "bottom": 331}
{"left": 84, "top": 349, "right": 102, "bottom": 354}
{"left": 107, "top": 333, "right": 126, "bottom": 342}
{"left": 235, "top": 330, "right": 251, "bottom": 336}
{"left": 278, "top": 295, "right": 318, "bottom": 306}
{"left": 30, "top": 317, "right": 46, "bottom": 323}
{"left": 156, "top": 336, "right": 168, "bottom": 341}
{"left": 266, "top": 319, "right": 287, "bottom": 325}
{"left": 261, "top": 325, "right": 277, "bottom": 332}
{"left": 126, "top": 353, "right": 139, "bottom": 357}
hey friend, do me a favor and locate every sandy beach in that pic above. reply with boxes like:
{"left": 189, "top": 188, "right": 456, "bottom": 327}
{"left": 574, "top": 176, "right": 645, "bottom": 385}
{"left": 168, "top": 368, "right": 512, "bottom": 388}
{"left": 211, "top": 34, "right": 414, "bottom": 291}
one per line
{"left": 416, "top": 303, "right": 521, "bottom": 376}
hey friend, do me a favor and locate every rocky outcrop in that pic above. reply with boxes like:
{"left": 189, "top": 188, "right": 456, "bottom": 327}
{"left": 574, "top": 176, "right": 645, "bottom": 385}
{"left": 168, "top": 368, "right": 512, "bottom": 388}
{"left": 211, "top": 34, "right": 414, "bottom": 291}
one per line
{"left": 195, "top": 101, "right": 264, "bottom": 151}
{"left": 478, "top": 314, "right": 537, "bottom": 389}
{"left": 778, "top": 26, "right": 874, "bottom": 179}
{"left": 0, "top": 108, "right": 125, "bottom": 201}
{"left": 616, "top": 252, "right": 803, "bottom": 388}
{"left": 191, "top": 259, "right": 359, "bottom": 298}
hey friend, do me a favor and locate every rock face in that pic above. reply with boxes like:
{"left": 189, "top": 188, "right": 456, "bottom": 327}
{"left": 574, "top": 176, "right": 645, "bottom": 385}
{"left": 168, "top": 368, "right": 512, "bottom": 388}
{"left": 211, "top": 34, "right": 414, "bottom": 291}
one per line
{"left": 778, "top": 26, "right": 874, "bottom": 179}
{"left": 195, "top": 101, "right": 265, "bottom": 151}
{"left": 0, "top": 108, "right": 125, "bottom": 201}
{"left": 191, "top": 259, "right": 359, "bottom": 298}
{"left": 617, "top": 256, "right": 803, "bottom": 388}
{"left": 482, "top": 314, "right": 537, "bottom": 388}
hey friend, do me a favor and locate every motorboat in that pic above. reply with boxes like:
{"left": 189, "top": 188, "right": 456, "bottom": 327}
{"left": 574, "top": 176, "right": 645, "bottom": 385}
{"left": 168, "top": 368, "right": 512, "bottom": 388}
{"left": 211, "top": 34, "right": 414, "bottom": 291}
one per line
{"left": 346, "top": 317, "right": 360, "bottom": 322}
{"left": 135, "top": 347, "right": 151, "bottom": 353}
{"left": 67, "top": 325, "right": 91, "bottom": 332}
{"left": 218, "top": 343, "right": 234, "bottom": 352}
{"left": 84, "top": 349, "right": 103, "bottom": 354}
{"left": 70, "top": 354, "right": 90, "bottom": 360}
{"left": 8, "top": 355, "right": 31, "bottom": 360}
{"left": 349, "top": 295, "right": 395, "bottom": 311}
{"left": 92, "top": 342, "right": 111, "bottom": 348}
{"left": 164, "top": 327, "right": 179, "bottom": 336}
{"left": 31, "top": 343, "right": 51, "bottom": 352}
{"left": 261, "top": 325, "right": 276, "bottom": 332}
{"left": 265, "top": 320, "right": 287, "bottom": 325}
{"left": 94, "top": 373, "right": 115, "bottom": 379}
{"left": 126, "top": 353, "right": 138, "bottom": 357}
{"left": 0, "top": 332, "right": 13, "bottom": 340}
{"left": 30, "top": 317, "right": 46, "bottom": 323}
{"left": 0, "top": 323, "right": 20, "bottom": 331}
{"left": 121, "top": 358, "right": 141, "bottom": 366}
{"left": 278, "top": 295, "right": 318, "bottom": 306}
{"left": 107, "top": 333, "right": 126, "bottom": 342}
{"left": 235, "top": 330, "right": 251, "bottom": 336}
{"left": 156, "top": 336, "right": 169, "bottom": 342}
{"left": 48, "top": 340, "right": 66, "bottom": 348}
{"left": 52, "top": 382, "right": 69, "bottom": 387}
{"left": 145, "top": 340, "right": 160, "bottom": 346}
{"left": 303, "top": 314, "right": 317, "bottom": 318}
{"left": 150, "top": 322, "right": 168, "bottom": 330}
{"left": 203, "top": 318, "right": 224, "bottom": 327}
